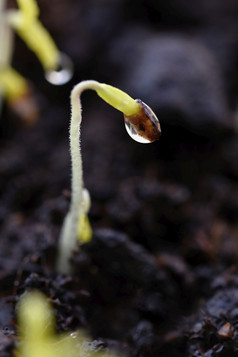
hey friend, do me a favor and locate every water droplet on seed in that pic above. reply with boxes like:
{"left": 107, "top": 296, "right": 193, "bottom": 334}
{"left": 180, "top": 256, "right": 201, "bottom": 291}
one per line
{"left": 124, "top": 119, "right": 151, "bottom": 143}
{"left": 124, "top": 99, "right": 161, "bottom": 143}
{"left": 45, "top": 52, "right": 73, "bottom": 85}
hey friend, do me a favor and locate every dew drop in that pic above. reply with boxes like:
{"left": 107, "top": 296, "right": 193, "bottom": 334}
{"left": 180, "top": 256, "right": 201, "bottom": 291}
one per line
{"left": 124, "top": 99, "right": 161, "bottom": 143}
{"left": 45, "top": 52, "right": 73, "bottom": 85}
{"left": 124, "top": 119, "right": 151, "bottom": 143}
{"left": 70, "top": 332, "right": 78, "bottom": 339}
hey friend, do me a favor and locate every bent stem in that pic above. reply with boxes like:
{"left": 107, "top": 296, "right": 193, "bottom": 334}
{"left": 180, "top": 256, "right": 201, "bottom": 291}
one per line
{"left": 56, "top": 80, "right": 141, "bottom": 274}
{"left": 56, "top": 81, "right": 98, "bottom": 274}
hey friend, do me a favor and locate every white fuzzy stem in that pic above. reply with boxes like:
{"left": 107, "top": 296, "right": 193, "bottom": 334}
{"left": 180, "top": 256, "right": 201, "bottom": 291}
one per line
{"left": 56, "top": 80, "right": 101, "bottom": 274}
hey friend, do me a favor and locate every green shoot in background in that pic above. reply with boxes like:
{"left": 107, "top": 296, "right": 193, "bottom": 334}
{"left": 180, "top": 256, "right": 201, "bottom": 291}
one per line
{"left": 15, "top": 290, "right": 117, "bottom": 357}
{"left": 0, "top": 0, "right": 72, "bottom": 121}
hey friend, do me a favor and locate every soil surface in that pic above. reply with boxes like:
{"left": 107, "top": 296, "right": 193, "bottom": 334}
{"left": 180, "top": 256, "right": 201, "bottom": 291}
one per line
{"left": 1, "top": 1, "right": 238, "bottom": 356}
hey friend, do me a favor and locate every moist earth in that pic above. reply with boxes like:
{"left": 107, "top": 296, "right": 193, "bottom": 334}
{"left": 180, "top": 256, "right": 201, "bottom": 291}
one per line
{"left": 1, "top": 0, "right": 238, "bottom": 356}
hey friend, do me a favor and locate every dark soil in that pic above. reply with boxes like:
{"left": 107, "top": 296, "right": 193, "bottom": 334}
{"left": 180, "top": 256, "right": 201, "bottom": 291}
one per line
{"left": 1, "top": 0, "right": 238, "bottom": 356}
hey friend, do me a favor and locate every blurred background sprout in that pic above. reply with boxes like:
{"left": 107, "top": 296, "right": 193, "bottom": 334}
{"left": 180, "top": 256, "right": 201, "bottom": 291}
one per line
{"left": 15, "top": 291, "right": 117, "bottom": 357}
{"left": 0, "top": 0, "right": 73, "bottom": 122}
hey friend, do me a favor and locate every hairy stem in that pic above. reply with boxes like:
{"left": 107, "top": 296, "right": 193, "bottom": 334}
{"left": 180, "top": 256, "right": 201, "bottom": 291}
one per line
{"left": 56, "top": 80, "right": 101, "bottom": 274}
{"left": 56, "top": 80, "right": 145, "bottom": 273}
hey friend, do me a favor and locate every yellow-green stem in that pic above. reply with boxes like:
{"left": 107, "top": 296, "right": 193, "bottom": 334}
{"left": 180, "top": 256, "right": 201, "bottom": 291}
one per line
{"left": 56, "top": 80, "right": 141, "bottom": 274}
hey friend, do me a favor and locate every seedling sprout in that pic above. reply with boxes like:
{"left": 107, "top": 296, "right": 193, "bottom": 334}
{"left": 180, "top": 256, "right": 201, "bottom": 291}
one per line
{"left": 0, "top": 0, "right": 73, "bottom": 120}
{"left": 56, "top": 80, "right": 161, "bottom": 274}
